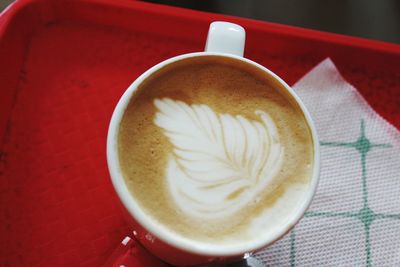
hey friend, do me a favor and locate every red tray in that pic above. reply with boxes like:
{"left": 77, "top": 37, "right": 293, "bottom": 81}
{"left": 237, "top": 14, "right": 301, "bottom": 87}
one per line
{"left": 1, "top": 0, "right": 399, "bottom": 266}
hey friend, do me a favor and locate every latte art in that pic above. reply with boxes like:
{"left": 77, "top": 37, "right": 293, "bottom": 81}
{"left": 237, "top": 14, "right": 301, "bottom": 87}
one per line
{"left": 118, "top": 56, "right": 314, "bottom": 244}
{"left": 154, "top": 98, "right": 284, "bottom": 218}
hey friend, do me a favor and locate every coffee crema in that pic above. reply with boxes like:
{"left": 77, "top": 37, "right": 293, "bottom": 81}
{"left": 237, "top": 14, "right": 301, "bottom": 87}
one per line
{"left": 118, "top": 56, "right": 314, "bottom": 244}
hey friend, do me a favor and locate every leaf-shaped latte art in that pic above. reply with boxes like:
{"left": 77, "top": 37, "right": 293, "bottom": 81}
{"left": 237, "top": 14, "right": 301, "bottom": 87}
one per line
{"left": 154, "top": 98, "right": 284, "bottom": 218}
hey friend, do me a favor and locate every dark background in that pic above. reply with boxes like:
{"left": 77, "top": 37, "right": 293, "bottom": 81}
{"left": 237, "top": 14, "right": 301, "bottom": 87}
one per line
{"left": 1, "top": 0, "right": 399, "bottom": 43}
{"left": 144, "top": 0, "right": 400, "bottom": 44}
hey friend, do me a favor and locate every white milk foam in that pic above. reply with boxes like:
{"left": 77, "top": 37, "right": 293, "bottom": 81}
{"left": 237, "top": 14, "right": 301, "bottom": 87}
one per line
{"left": 154, "top": 98, "right": 284, "bottom": 219}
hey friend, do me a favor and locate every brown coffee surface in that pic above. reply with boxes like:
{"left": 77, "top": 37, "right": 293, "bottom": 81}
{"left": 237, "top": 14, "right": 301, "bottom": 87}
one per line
{"left": 118, "top": 56, "right": 314, "bottom": 243}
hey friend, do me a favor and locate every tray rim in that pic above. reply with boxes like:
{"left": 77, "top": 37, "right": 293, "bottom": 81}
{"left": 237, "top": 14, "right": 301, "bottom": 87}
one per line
{"left": 0, "top": 0, "right": 399, "bottom": 55}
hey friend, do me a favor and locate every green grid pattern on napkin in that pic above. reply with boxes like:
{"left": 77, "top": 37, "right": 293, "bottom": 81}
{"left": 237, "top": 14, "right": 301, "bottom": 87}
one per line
{"left": 254, "top": 58, "right": 400, "bottom": 267}
{"left": 289, "top": 119, "right": 394, "bottom": 267}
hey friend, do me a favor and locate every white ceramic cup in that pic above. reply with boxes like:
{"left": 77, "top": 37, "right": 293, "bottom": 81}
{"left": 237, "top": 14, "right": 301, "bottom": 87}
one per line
{"left": 107, "top": 21, "right": 320, "bottom": 266}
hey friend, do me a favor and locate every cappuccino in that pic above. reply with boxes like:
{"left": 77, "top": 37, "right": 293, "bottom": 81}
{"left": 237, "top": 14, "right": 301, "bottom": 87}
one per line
{"left": 118, "top": 56, "right": 313, "bottom": 244}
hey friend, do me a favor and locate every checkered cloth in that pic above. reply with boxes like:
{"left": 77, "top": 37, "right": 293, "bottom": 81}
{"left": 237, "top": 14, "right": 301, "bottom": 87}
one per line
{"left": 255, "top": 58, "right": 400, "bottom": 267}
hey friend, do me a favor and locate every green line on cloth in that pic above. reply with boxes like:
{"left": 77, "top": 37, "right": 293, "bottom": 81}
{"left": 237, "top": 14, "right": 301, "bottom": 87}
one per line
{"left": 358, "top": 206, "right": 375, "bottom": 267}
{"left": 320, "top": 141, "right": 356, "bottom": 147}
{"left": 361, "top": 152, "right": 369, "bottom": 209}
{"left": 358, "top": 120, "right": 369, "bottom": 207}
{"left": 278, "top": 119, "right": 395, "bottom": 266}
{"left": 312, "top": 119, "right": 393, "bottom": 267}
{"left": 375, "top": 213, "right": 400, "bottom": 220}
{"left": 365, "top": 223, "right": 372, "bottom": 267}
{"left": 305, "top": 211, "right": 357, "bottom": 218}
{"left": 290, "top": 229, "right": 296, "bottom": 267}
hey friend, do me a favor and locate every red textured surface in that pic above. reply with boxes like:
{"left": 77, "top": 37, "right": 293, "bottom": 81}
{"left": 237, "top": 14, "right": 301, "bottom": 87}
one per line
{"left": 0, "top": 0, "right": 399, "bottom": 266}
{"left": 102, "top": 237, "right": 167, "bottom": 267}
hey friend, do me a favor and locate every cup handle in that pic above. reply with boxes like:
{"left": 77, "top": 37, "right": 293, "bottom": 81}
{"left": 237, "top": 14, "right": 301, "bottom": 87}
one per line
{"left": 204, "top": 21, "right": 246, "bottom": 57}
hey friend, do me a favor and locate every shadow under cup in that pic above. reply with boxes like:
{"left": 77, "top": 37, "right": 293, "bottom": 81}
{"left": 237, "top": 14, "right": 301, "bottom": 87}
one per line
{"left": 107, "top": 54, "right": 320, "bottom": 266}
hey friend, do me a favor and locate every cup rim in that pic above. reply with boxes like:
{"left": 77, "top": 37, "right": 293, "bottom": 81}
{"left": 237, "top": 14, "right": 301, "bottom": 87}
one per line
{"left": 107, "top": 52, "right": 320, "bottom": 256}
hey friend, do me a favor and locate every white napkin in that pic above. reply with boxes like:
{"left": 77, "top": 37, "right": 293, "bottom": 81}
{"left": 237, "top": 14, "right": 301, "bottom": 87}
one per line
{"left": 255, "top": 58, "right": 400, "bottom": 266}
